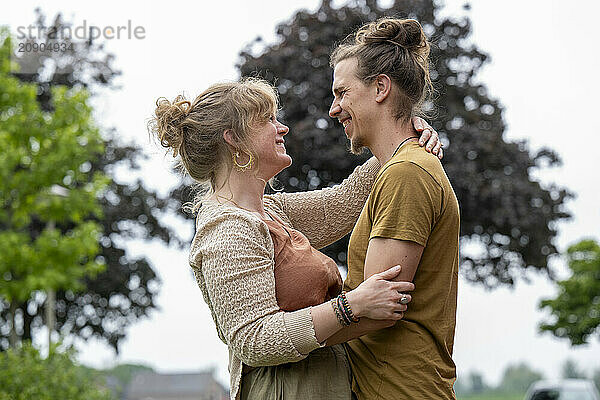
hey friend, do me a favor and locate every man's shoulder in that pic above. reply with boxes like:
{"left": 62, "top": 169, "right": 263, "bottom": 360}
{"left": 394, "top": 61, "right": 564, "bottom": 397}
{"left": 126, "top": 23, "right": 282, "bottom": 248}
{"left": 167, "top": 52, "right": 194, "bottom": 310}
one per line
{"left": 380, "top": 142, "right": 447, "bottom": 187}
{"left": 377, "top": 160, "right": 441, "bottom": 190}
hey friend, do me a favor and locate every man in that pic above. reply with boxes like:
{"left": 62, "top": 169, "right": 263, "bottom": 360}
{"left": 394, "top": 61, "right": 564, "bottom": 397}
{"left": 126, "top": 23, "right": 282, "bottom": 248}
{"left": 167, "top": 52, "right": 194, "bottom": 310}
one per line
{"left": 328, "top": 18, "right": 460, "bottom": 399}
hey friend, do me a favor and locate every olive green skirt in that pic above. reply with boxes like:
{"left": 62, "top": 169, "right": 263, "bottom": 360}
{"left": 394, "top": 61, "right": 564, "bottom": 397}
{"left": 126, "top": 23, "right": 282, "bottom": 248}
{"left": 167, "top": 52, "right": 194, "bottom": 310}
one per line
{"left": 240, "top": 344, "right": 353, "bottom": 400}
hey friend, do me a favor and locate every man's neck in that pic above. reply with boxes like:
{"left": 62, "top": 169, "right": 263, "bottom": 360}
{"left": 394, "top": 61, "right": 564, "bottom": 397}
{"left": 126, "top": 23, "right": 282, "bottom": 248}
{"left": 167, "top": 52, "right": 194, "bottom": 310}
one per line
{"left": 368, "top": 119, "right": 417, "bottom": 164}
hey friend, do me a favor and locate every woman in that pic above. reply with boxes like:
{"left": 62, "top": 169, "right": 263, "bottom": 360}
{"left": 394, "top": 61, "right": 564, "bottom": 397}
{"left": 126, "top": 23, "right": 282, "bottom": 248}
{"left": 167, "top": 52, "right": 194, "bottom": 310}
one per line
{"left": 149, "top": 78, "right": 441, "bottom": 399}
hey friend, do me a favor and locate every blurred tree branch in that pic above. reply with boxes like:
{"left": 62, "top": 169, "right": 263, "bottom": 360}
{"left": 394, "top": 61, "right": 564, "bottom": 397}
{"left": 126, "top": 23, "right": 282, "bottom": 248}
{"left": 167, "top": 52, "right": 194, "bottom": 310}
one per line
{"left": 0, "top": 10, "right": 183, "bottom": 353}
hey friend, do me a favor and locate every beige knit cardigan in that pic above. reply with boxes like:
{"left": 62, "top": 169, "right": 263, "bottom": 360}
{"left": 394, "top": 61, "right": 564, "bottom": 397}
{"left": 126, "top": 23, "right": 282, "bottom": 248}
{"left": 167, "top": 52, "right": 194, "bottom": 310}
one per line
{"left": 189, "top": 158, "right": 380, "bottom": 400}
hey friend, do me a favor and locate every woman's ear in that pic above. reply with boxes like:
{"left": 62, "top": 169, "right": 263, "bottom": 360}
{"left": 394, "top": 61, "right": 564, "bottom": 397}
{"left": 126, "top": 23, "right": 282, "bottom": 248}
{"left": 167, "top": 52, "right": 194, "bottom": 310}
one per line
{"left": 223, "top": 129, "right": 237, "bottom": 148}
{"left": 375, "top": 74, "right": 392, "bottom": 103}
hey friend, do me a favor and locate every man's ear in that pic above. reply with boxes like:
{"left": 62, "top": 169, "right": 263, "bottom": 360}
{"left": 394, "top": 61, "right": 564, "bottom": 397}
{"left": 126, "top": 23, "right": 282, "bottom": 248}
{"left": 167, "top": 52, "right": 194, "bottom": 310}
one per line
{"left": 374, "top": 74, "right": 392, "bottom": 103}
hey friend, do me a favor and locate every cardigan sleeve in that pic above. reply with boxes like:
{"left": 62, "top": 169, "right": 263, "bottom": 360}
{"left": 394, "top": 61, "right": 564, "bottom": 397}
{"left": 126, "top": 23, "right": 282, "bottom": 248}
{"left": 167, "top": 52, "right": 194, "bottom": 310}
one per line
{"left": 190, "top": 210, "right": 321, "bottom": 367}
{"left": 267, "top": 157, "right": 381, "bottom": 249}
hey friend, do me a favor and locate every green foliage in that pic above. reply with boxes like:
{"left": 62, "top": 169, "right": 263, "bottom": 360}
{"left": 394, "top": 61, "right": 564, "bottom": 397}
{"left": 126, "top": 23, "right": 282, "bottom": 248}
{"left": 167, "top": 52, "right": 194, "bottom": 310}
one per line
{"left": 456, "top": 364, "right": 538, "bottom": 398}
{"left": 0, "top": 342, "right": 114, "bottom": 400}
{"left": 0, "top": 28, "right": 108, "bottom": 306}
{"left": 234, "top": 0, "right": 571, "bottom": 287}
{"left": 469, "top": 371, "right": 489, "bottom": 394}
{"left": 593, "top": 369, "right": 600, "bottom": 393}
{"left": 459, "top": 393, "right": 523, "bottom": 400}
{"left": 561, "top": 358, "right": 586, "bottom": 379}
{"left": 1, "top": 10, "right": 180, "bottom": 352}
{"left": 499, "top": 362, "right": 543, "bottom": 393}
{"left": 539, "top": 239, "right": 600, "bottom": 345}
{"left": 454, "top": 375, "right": 470, "bottom": 396}
{"left": 95, "top": 363, "right": 154, "bottom": 398}
{"left": 103, "top": 363, "right": 153, "bottom": 384}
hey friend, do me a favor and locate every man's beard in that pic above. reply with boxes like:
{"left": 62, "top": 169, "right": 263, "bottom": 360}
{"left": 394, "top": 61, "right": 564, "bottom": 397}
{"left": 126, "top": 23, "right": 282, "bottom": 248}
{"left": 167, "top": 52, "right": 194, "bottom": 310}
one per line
{"left": 349, "top": 135, "right": 367, "bottom": 155}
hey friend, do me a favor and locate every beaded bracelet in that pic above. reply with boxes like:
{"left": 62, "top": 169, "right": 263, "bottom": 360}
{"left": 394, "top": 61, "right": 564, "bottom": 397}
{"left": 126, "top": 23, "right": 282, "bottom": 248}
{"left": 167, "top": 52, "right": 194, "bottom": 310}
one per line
{"left": 336, "top": 296, "right": 352, "bottom": 326}
{"left": 339, "top": 291, "right": 360, "bottom": 323}
{"left": 331, "top": 298, "right": 349, "bottom": 326}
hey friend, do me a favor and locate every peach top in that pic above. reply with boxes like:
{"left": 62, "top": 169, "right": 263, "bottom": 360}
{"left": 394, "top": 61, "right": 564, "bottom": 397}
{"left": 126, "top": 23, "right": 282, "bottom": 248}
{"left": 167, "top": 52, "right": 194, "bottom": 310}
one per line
{"left": 264, "top": 211, "right": 342, "bottom": 312}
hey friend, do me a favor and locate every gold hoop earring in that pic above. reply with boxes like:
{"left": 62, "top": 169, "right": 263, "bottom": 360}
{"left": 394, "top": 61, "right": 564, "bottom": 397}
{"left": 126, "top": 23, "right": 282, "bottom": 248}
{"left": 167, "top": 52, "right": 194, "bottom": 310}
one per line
{"left": 232, "top": 150, "right": 253, "bottom": 172}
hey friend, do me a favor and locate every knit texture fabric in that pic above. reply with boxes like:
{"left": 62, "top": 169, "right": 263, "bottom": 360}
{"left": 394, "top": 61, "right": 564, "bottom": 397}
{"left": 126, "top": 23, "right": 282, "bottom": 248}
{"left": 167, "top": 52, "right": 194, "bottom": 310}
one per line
{"left": 189, "top": 157, "right": 380, "bottom": 400}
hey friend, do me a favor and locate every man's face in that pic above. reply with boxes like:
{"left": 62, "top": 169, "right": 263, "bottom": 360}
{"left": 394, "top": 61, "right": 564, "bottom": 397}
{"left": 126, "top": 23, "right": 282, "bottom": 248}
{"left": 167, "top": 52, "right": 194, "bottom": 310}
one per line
{"left": 329, "top": 58, "right": 376, "bottom": 154}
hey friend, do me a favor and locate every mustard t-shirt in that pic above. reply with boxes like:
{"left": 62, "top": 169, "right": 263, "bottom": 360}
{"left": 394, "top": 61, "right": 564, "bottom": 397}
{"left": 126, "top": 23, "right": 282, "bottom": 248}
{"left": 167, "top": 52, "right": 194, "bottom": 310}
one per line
{"left": 344, "top": 141, "right": 460, "bottom": 400}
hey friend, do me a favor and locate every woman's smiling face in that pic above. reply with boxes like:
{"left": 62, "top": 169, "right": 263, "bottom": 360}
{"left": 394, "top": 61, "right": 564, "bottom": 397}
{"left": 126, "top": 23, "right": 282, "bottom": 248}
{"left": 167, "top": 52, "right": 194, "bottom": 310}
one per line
{"left": 249, "top": 111, "right": 292, "bottom": 180}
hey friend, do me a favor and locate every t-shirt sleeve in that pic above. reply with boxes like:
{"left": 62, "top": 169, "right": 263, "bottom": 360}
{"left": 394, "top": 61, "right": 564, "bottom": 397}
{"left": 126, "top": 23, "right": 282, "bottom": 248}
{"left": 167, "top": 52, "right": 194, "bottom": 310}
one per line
{"left": 369, "top": 161, "right": 442, "bottom": 246}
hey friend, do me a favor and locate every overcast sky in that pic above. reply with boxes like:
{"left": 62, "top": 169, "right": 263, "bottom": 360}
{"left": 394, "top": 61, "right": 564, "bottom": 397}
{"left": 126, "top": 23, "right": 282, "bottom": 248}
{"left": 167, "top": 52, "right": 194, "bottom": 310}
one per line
{"left": 4, "top": 0, "right": 600, "bottom": 388}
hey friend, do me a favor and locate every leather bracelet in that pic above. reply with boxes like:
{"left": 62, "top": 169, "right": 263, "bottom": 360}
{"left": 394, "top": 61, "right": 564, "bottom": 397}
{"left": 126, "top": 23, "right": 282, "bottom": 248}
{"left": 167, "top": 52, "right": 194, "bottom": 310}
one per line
{"left": 331, "top": 298, "right": 349, "bottom": 326}
{"left": 340, "top": 291, "right": 360, "bottom": 323}
{"left": 336, "top": 296, "right": 352, "bottom": 325}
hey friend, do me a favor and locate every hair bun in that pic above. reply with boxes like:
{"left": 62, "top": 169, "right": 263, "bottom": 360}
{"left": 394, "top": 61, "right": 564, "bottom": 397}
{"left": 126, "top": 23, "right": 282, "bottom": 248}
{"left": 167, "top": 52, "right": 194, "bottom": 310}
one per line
{"left": 152, "top": 95, "right": 192, "bottom": 157}
{"left": 360, "top": 18, "right": 427, "bottom": 52}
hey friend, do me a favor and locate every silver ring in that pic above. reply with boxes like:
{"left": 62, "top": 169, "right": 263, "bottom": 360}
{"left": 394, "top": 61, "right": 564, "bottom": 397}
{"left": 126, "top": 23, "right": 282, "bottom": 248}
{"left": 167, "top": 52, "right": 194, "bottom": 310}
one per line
{"left": 399, "top": 295, "right": 410, "bottom": 305}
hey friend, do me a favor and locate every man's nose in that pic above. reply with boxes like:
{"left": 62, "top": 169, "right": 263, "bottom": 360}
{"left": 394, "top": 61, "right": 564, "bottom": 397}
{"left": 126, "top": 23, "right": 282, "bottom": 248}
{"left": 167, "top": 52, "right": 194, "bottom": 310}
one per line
{"left": 329, "top": 101, "right": 341, "bottom": 118}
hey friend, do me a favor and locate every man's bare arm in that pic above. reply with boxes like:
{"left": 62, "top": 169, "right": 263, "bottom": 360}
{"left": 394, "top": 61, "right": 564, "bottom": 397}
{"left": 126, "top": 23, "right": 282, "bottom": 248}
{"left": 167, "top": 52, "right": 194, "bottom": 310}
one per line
{"left": 327, "top": 238, "right": 423, "bottom": 346}
{"left": 364, "top": 238, "right": 424, "bottom": 282}
{"left": 326, "top": 317, "right": 398, "bottom": 346}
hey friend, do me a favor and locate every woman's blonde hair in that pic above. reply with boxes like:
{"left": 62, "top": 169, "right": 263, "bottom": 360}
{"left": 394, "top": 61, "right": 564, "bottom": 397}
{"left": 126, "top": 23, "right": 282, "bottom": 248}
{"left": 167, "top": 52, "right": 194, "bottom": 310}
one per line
{"left": 148, "top": 77, "right": 279, "bottom": 212}
{"left": 330, "top": 17, "right": 433, "bottom": 121}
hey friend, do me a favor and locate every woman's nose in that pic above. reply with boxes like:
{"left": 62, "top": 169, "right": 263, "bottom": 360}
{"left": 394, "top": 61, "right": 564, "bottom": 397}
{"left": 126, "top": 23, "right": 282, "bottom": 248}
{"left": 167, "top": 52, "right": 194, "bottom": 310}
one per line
{"left": 278, "top": 123, "right": 289, "bottom": 135}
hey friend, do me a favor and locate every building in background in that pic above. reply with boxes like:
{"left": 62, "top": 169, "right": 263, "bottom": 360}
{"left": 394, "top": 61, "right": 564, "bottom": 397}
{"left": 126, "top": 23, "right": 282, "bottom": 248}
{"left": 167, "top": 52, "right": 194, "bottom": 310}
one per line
{"left": 123, "top": 371, "right": 228, "bottom": 400}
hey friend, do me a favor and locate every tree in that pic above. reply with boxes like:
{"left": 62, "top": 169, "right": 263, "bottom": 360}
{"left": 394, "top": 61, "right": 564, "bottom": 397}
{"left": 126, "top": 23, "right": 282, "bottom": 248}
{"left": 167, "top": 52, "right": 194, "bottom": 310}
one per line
{"left": 593, "top": 368, "right": 600, "bottom": 392}
{"left": 0, "top": 10, "right": 182, "bottom": 352}
{"left": 561, "top": 358, "right": 586, "bottom": 379}
{"left": 0, "top": 30, "right": 108, "bottom": 348}
{"left": 95, "top": 363, "right": 154, "bottom": 399}
{"left": 234, "top": 0, "right": 571, "bottom": 287}
{"left": 468, "top": 370, "right": 488, "bottom": 394}
{"left": 498, "top": 362, "right": 543, "bottom": 393}
{"left": 539, "top": 239, "right": 600, "bottom": 345}
{"left": 453, "top": 375, "right": 469, "bottom": 396}
{"left": 0, "top": 342, "right": 114, "bottom": 400}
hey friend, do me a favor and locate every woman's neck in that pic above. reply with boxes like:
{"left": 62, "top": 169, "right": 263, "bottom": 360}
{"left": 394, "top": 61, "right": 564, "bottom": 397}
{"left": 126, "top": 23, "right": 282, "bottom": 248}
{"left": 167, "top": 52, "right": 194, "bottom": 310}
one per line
{"left": 211, "top": 170, "right": 267, "bottom": 217}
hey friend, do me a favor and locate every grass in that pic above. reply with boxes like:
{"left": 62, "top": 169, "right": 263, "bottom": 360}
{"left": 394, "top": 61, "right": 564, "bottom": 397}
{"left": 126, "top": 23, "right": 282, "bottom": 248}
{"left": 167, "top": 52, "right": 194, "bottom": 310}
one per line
{"left": 459, "top": 392, "right": 524, "bottom": 400}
